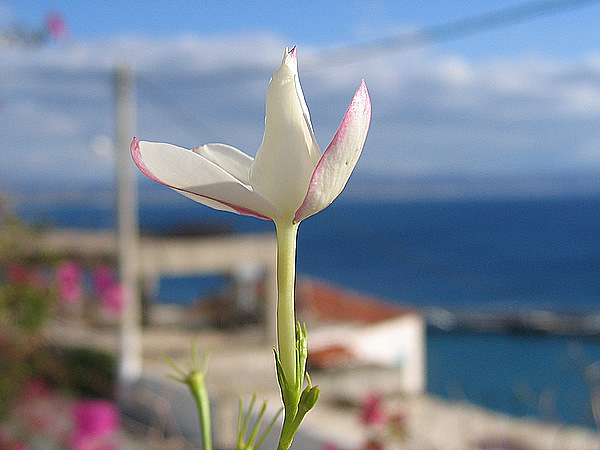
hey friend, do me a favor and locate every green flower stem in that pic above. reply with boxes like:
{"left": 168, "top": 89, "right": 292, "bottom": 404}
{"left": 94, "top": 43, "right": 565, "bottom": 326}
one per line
{"left": 189, "top": 371, "right": 212, "bottom": 450}
{"left": 274, "top": 220, "right": 300, "bottom": 389}
{"left": 165, "top": 347, "right": 212, "bottom": 450}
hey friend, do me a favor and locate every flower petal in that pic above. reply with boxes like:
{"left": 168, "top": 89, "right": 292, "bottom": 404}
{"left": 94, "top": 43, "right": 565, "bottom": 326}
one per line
{"left": 192, "top": 143, "right": 253, "bottom": 185}
{"left": 294, "top": 80, "right": 371, "bottom": 223}
{"left": 250, "top": 47, "right": 321, "bottom": 220}
{"left": 131, "top": 138, "right": 281, "bottom": 219}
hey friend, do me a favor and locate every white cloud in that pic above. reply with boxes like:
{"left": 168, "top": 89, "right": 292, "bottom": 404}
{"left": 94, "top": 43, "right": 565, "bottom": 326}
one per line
{"left": 9, "top": 99, "right": 80, "bottom": 137}
{"left": 561, "top": 82, "right": 600, "bottom": 116}
{"left": 1, "top": 34, "right": 600, "bottom": 190}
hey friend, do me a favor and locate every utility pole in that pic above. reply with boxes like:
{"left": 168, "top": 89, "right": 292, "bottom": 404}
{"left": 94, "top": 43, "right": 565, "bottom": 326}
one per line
{"left": 114, "top": 65, "right": 142, "bottom": 389}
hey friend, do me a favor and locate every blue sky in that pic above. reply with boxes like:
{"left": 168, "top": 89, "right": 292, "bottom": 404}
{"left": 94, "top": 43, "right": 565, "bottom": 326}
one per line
{"left": 10, "top": 0, "right": 600, "bottom": 59}
{"left": 2, "top": 0, "right": 600, "bottom": 196}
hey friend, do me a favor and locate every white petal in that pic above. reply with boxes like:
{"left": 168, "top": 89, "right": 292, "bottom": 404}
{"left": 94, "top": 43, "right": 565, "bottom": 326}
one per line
{"left": 192, "top": 143, "right": 253, "bottom": 185}
{"left": 131, "top": 139, "right": 281, "bottom": 219}
{"left": 294, "top": 80, "right": 371, "bottom": 223}
{"left": 250, "top": 47, "right": 321, "bottom": 220}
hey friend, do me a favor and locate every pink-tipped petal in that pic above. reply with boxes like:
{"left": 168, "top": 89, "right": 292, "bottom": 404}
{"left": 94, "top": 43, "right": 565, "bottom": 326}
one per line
{"left": 294, "top": 81, "right": 371, "bottom": 223}
{"left": 131, "top": 138, "right": 280, "bottom": 220}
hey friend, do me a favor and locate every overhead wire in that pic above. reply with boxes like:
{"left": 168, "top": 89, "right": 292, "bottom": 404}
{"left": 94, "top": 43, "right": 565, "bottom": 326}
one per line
{"left": 136, "top": 0, "right": 600, "bottom": 140}
{"left": 3, "top": 0, "right": 597, "bottom": 142}
{"left": 306, "top": 0, "right": 600, "bottom": 68}
{"left": 136, "top": 76, "right": 222, "bottom": 144}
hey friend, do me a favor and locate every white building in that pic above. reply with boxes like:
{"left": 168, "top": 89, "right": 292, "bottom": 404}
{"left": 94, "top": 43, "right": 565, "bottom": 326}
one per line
{"left": 297, "top": 278, "right": 426, "bottom": 394}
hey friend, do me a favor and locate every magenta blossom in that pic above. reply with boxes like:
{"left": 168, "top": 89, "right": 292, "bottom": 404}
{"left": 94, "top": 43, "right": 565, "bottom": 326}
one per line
{"left": 57, "top": 260, "right": 83, "bottom": 304}
{"left": 360, "top": 392, "right": 387, "bottom": 425}
{"left": 71, "top": 399, "right": 120, "bottom": 440}
{"left": 100, "top": 285, "right": 123, "bottom": 317}
{"left": 92, "top": 265, "right": 117, "bottom": 295}
{"left": 92, "top": 265, "right": 123, "bottom": 316}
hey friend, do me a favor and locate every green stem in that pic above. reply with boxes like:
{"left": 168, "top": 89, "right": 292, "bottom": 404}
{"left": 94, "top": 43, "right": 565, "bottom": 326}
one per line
{"left": 165, "top": 348, "right": 213, "bottom": 450}
{"left": 274, "top": 220, "right": 300, "bottom": 389}
{"left": 189, "top": 372, "right": 212, "bottom": 450}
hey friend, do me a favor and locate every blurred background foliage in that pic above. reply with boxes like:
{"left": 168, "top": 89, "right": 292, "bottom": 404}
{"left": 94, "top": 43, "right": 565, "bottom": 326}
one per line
{"left": 0, "top": 193, "right": 116, "bottom": 432}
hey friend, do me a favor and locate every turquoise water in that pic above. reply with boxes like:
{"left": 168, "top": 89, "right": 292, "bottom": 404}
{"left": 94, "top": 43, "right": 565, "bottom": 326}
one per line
{"left": 428, "top": 329, "right": 600, "bottom": 429}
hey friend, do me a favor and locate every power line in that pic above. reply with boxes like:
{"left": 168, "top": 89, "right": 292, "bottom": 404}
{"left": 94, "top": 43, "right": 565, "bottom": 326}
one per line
{"left": 137, "top": 76, "right": 222, "bottom": 143}
{"left": 133, "top": 0, "right": 600, "bottom": 138}
{"left": 305, "top": 0, "right": 600, "bottom": 68}
{"left": 4, "top": 0, "right": 597, "bottom": 85}
{"left": 4, "top": 0, "right": 597, "bottom": 143}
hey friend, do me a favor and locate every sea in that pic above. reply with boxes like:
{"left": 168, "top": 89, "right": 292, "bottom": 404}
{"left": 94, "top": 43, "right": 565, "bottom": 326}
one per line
{"left": 13, "top": 177, "right": 600, "bottom": 429}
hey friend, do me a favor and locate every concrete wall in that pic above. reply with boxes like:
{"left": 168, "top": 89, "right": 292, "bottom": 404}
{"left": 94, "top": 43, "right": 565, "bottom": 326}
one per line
{"left": 309, "top": 312, "right": 426, "bottom": 393}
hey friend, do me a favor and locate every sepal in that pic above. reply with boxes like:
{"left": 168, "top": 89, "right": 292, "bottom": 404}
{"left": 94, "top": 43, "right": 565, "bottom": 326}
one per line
{"left": 298, "top": 377, "right": 320, "bottom": 415}
{"left": 274, "top": 323, "right": 320, "bottom": 449}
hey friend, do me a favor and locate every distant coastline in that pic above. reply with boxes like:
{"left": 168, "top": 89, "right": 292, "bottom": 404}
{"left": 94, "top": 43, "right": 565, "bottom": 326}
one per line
{"left": 5, "top": 170, "right": 600, "bottom": 212}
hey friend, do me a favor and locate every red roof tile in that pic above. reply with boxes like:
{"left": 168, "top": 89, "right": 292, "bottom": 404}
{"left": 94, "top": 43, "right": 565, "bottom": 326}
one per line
{"left": 296, "top": 278, "right": 414, "bottom": 325}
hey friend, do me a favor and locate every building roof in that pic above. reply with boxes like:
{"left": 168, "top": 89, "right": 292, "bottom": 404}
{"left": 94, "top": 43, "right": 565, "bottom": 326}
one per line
{"left": 296, "top": 277, "right": 416, "bottom": 326}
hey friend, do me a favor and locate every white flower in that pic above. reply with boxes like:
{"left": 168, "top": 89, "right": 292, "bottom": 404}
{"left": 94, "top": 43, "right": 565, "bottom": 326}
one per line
{"left": 131, "top": 47, "right": 371, "bottom": 225}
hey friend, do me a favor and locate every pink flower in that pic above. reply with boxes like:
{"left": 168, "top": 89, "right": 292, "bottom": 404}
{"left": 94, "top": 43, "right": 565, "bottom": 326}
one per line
{"left": 100, "top": 285, "right": 123, "bottom": 317}
{"left": 92, "top": 265, "right": 117, "bottom": 295}
{"left": 69, "top": 432, "right": 117, "bottom": 450}
{"left": 359, "top": 392, "right": 387, "bottom": 426}
{"left": 46, "top": 12, "right": 68, "bottom": 40}
{"left": 71, "top": 399, "right": 120, "bottom": 441}
{"left": 92, "top": 266, "right": 123, "bottom": 317}
{"left": 57, "top": 260, "right": 83, "bottom": 304}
